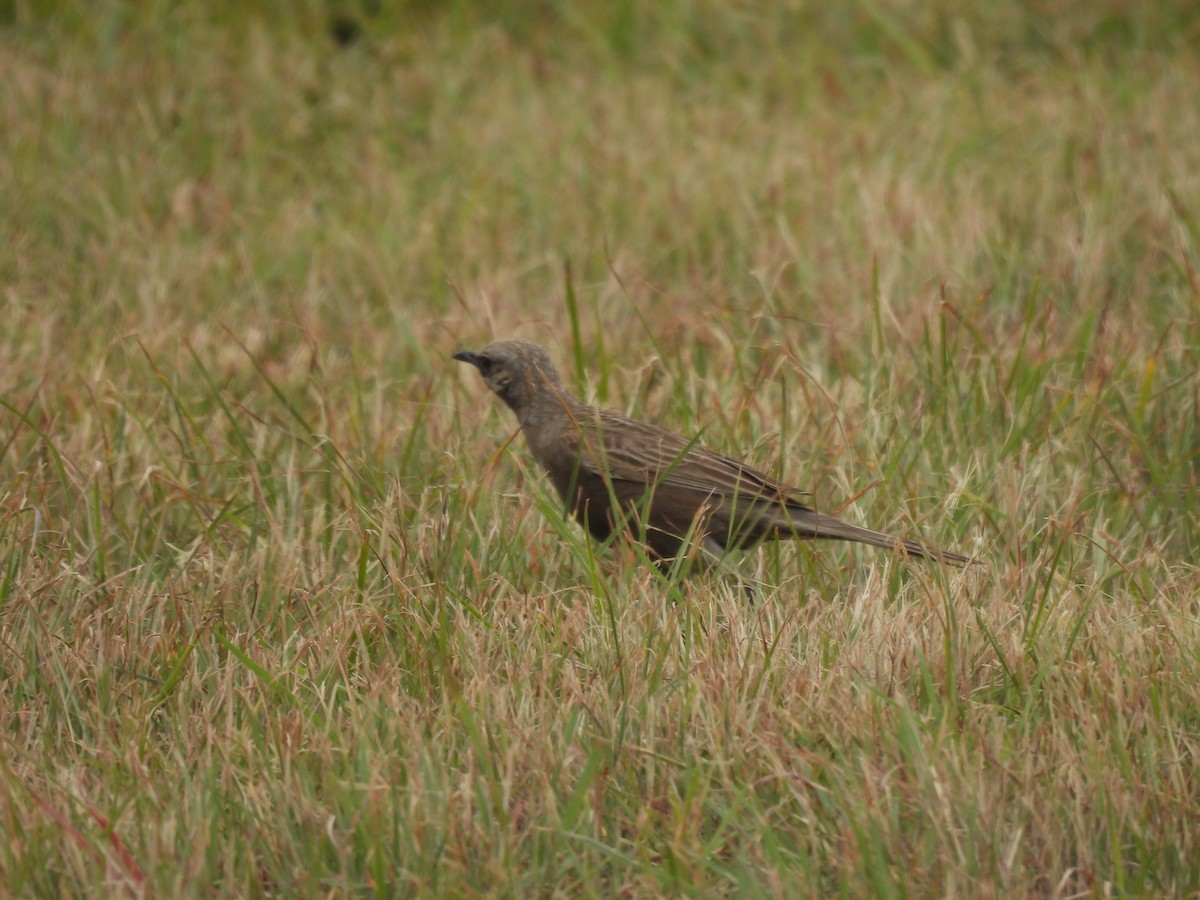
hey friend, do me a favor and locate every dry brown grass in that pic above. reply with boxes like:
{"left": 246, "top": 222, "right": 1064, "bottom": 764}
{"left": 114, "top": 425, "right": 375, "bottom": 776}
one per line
{"left": 1, "top": 1, "right": 1199, "bottom": 895}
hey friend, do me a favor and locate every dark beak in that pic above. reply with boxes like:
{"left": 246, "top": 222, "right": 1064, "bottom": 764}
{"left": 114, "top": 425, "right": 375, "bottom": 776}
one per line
{"left": 453, "top": 350, "right": 482, "bottom": 368}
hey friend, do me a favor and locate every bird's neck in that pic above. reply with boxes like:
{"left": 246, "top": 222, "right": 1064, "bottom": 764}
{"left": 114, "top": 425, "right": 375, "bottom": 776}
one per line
{"left": 518, "top": 384, "right": 589, "bottom": 462}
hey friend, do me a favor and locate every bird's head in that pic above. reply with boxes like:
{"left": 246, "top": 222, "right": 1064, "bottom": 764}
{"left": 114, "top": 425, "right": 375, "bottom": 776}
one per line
{"left": 453, "top": 339, "right": 565, "bottom": 419}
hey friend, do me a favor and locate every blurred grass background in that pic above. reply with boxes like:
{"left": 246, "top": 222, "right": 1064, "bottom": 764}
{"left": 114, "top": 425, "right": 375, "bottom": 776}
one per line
{"left": 2, "top": 0, "right": 1199, "bottom": 895}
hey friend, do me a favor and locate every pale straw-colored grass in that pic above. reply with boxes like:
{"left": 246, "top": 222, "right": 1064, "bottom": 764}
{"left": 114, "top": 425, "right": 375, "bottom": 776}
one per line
{"left": 1, "top": 2, "right": 1198, "bottom": 895}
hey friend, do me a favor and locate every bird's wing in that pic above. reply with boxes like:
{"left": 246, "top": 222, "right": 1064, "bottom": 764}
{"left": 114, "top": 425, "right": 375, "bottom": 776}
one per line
{"left": 554, "top": 407, "right": 973, "bottom": 565}
{"left": 561, "top": 408, "right": 811, "bottom": 505}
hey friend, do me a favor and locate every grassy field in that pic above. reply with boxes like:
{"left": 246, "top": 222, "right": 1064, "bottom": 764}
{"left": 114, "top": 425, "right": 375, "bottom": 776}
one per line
{"left": 2, "top": 1, "right": 1199, "bottom": 895}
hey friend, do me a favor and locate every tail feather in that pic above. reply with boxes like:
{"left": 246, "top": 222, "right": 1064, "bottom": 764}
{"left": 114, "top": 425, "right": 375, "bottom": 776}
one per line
{"left": 784, "top": 508, "right": 973, "bottom": 567}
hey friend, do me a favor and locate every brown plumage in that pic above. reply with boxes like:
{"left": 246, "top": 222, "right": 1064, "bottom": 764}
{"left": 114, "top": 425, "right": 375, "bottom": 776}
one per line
{"left": 454, "top": 339, "right": 972, "bottom": 569}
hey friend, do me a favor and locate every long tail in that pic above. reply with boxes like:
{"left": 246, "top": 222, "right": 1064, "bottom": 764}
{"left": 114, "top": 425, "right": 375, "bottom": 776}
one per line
{"left": 785, "top": 508, "right": 974, "bottom": 567}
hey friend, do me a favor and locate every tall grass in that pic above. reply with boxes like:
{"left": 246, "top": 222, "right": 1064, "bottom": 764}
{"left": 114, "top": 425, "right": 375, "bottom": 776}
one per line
{"left": 2, "top": 1, "right": 1199, "bottom": 895}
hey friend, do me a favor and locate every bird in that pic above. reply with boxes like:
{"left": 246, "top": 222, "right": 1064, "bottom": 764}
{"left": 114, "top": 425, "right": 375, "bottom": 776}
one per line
{"left": 454, "top": 339, "right": 972, "bottom": 571}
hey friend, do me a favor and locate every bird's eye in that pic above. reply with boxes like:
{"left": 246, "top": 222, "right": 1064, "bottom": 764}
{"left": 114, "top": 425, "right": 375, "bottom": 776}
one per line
{"left": 478, "top": 358, "right": 494, "bottom": 376}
